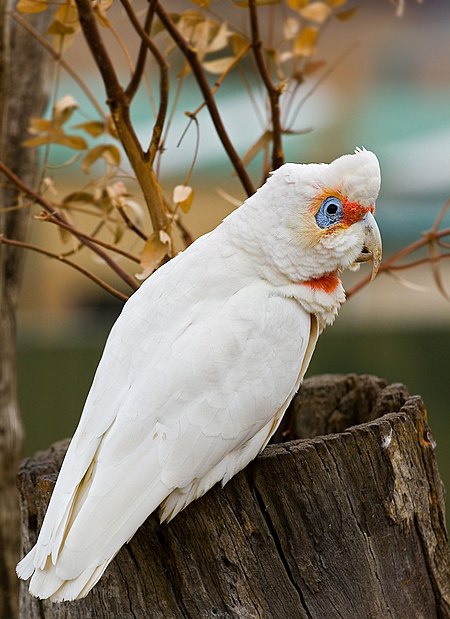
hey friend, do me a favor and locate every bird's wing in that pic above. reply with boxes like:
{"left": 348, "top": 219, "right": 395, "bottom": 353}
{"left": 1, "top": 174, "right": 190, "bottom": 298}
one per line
{"left": 20, "top": 252, "right": 315, "bottom": 599}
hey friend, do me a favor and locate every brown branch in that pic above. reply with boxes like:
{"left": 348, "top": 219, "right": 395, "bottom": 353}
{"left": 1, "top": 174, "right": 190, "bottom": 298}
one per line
{"left": 0, "top": 235, "right": 129, "bottom": 302}
{"left": 120, "top": 0, "right": 168, "bottom": 164}
{"left": 0, "top": 161, "right": 140, "bottom": 291}
{"left": 248, "top": 0, "right": 284, "bottom": 170}
{"left": 125, "top": 1, "right": 155, "bottom": 101}
{"left": 174, "top": 215, "right": 194, "bottom": 248}
{"left": 347, "top": 225, "right": 450, "bottom": 298}
{"left": 74, "top": 0, "right": 171, "bottom": 238}
{"left": 40, "top": 212, "right": 141, "bottom": 263}
{"left": 154, "top": 2, "right": 256, "bottom": 197}
{"left": 116, "top": 205, "right": 148, "bottom": 241}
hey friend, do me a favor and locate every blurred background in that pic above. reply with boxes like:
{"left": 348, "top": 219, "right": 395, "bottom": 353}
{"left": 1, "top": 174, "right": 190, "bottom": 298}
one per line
{"left": 15, "top": 0, "right": 450, "bottom": 518}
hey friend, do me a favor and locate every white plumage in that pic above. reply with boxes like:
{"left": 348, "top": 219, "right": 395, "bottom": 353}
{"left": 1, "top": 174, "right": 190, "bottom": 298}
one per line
{"left": 17, "top": 149, "right": 382, "bottom": 601}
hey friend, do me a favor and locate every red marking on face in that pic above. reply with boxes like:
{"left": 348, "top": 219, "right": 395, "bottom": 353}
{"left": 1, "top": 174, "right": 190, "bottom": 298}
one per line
{"left": 311, "top": 189, "right": 374, "bottom": 229}
{"left": 302, "top": 271, "right": 340, "bottom": 294}
{"left": 341, "top": 198, "right": 370, "bottom": 226}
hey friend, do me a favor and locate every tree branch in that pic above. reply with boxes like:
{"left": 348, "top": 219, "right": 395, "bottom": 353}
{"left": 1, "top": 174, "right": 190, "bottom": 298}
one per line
{"left": 125, "top": 1, "right": 155, "bottom": 101}
{"left": 74, "top": 0, "right": 171, "bottom": 239}
{"left": 154, "top": 2, "right": 256, "bottom": 197}
{"left": 120, "top": 0, "right": 168, "bottom": 164}
{"left": 248, "top": 0, "right": 284, "bottom": 170}
{"left": 0, "top": 234, "right": 128, "bottom": 302}
{"left": 0, "top": 161, "right": 140, "bottom": 291}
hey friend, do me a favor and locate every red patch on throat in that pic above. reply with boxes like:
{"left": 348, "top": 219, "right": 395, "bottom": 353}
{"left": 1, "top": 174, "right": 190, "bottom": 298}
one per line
{"left": 302, "top": 271, "right": 340, "bottom": 294}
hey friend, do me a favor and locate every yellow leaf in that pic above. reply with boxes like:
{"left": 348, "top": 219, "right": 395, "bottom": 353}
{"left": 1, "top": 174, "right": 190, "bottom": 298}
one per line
{"left": 16, "top": 0, "right": 48, "bottom": 13}
{"left": 286, "top": 0, "right": 309, "bottom": 9}
{"left": 234, "top": 0, "right": 280, "bottom": 6}
{"left": 230, "top": 33, "right": 249, "bottom": 56}
{"left": 53, "top": 94, "right": 79, "bottom": 126}
{"left": 74, "top": 121, "right": 106, "bottom": 137}
{"left": 327, "top": 0, "right": 347, "bottom": 7}
{"left": 62, "top": 191, "right": 96, "bottom": 205}
{"left": 335, "top": 6, "right": 358, "bottom": 20}
{"left": 28, "top": 117, "right": 53, "bottom": 134}
{"left": 23, "top": 133, "right": 87, "bottom": 150}
{"left": 81, "top": 145, "right": 121, "bottom": 173}
{"left": 136, "top": 231, "right": 170, "bottom": 280}
{"left": 173, "top": 185, "right": 194, "bottom": 214}
{"left": 300, "top": 2, "right": 331, "bottom": 23}
{"left": 202, "top": 56, "right": 236, "bottom": 75}
{"left": 47, "top": 1, "right": 80, "bottom": 46}
{"left": 294, "top": 26, "right": 319, "bottom": 57}
{"left": 191, "top": 0, "right": 211, "bottom": 6}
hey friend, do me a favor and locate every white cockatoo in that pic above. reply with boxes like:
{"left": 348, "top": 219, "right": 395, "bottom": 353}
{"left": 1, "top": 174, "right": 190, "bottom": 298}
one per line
{"left": 17, "top": 148, "right": 382, "bottom": 601}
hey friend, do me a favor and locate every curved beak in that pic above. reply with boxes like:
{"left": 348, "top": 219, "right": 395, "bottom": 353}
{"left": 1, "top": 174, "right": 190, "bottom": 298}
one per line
{"left": 355, "top": 211, "right": 382, "bottom": 280}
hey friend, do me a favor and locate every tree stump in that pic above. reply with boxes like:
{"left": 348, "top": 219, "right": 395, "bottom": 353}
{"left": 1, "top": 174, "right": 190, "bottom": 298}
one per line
{"left": 18, "top": 375, "right": 450, "bottom": 619}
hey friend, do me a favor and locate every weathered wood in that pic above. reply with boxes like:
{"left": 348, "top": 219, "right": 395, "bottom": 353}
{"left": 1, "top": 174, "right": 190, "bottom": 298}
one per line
{"left": 0, "top": 5, "right": 50, "bottom": 617}
{"left": 18, "top": 375, "right": 450, "bottom": 618}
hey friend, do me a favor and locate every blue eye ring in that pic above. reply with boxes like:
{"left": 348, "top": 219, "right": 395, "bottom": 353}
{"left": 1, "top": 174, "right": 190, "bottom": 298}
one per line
{"left": 315, "top": 196, "right": 344, "bottom": 229}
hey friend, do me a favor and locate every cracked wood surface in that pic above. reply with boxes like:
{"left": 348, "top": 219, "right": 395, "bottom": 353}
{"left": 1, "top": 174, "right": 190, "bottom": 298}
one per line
{"left": 18, "top": 375, "right": 450, "bottom": 618}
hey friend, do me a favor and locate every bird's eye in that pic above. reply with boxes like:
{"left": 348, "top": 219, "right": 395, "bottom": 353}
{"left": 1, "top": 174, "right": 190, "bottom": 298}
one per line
{"left": 315, "top": 196, "right": 344, "bottom": 229}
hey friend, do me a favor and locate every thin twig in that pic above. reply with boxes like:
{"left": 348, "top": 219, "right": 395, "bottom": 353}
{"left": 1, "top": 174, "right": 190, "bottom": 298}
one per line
{"left": 174, "top": 215, "right": 194, "bottom": 248}
{"left": 120, "top": 0, "right": 168, "bottom": 163}
{"left": 0, "top": 160, "right": 140, "bottom": 290}
{"left": 347, "top": 225, "right": 450, "bottom": 298}
{"left": 117, "top": 204, "right": 148, "bottom": 241}
{"left": 74, "top": 0, "right": 171, "bottom": 238}
{"left": 40, "top": 212, "right": 141, "bottom": 263}
{"left": 0, "top": 234, "right": 129, "bottom": 302}
{"left": 125, "top": 1, "right": 156, "bottom": 101}
{"left": 248, "top": 0, "right": 284, "bottom": 170}
{"left": 155, "top": 2, "right": 255, "bottom": 197}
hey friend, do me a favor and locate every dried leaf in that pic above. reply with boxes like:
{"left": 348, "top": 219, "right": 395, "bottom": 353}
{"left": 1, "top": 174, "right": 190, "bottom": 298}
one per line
{"left": 335, "top": 6, "right": 358, "bottom": 20}
{"left": 191, "top": 0, "right": 211, "bottom": 6}
{"left": 136, "top": 231, "right": 170, "bottom": 280}
{"left": 16, "top": 0, "right": 48, "bottom": 13}
{"left": 286, "top": 0, "right": 309, "bottom": 8}
{"left": 54, "top": 94, "right": 79, "bottom": 126}
{"left": 105, "top": 115, "right": 119, "bottom": 139}
{"left": 173, "top": 185, "right": 194, "bottom": 214}
{"left": 327, "top": 0, "right": 348, "bottom": 7}
{"left": 23, "top": 133, "right": 87, "bottom": 150}
{"left": 47, "top": 1, "right": 80, "bottom": 47}
{"left": 74, "top": 121, "right": 106, "bottom": 137}
{"left": 202, "top": 56, "right": 236, "bottom": 75}
{"left": 304, "top": 59, "right": 327, "bottom": 75}
{"left": 81, "top": 144, "right": 121, "bottom": 173}
{"left": 28, "top": 117, "right": 53, "bottom": 134}
{"left": 207, "top": 21, "right": 230, "bottom": 53}
{"left": 62, "top": 191, "right": 97, "bottom": 205}
{"left": 234, "top": 0, "right": 280, "bottom": 5}
{"left": 241, "top": 131, "right": 272, "bottom": 167}
{"left": 283, "top": 17, "right": 300, "bottom": 40}
{"left": 294, "top": 26, "right": 319, "bottom": 57}
{"left": 300, "top": 2, "right": 331, "bottom": 24}
{"left": 230, "top": 33, "right": 249, "bottom": 56}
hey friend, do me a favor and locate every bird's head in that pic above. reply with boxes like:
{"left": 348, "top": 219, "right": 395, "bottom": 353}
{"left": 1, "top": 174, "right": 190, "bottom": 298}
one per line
{"left": 236, "top": 148, "right": 382, "bottom": 325}
{"left": 246, "top": 148, "right": 381, "bottom": 284}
